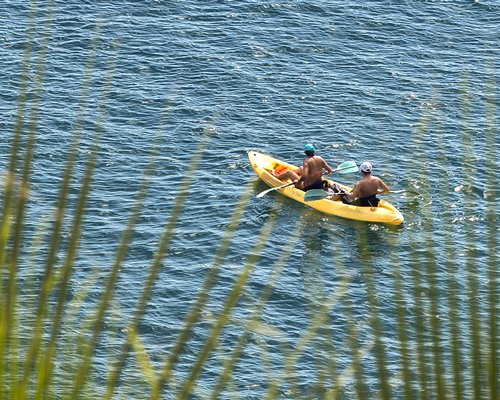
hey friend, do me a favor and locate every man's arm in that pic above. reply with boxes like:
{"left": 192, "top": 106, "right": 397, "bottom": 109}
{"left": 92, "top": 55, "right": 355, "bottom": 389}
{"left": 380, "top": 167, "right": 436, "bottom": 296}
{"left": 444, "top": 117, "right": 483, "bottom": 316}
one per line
{"left": 322, "top": 158, "right": 333, "bottom": 175}
{"left": 296, "top": 161, "right": 309, "bottom": 187}
{"left": 345, "top": 183, "right": 359, "bottom": 201}
{"left": 377, "top": 178, "right": 390, "bottom": 194}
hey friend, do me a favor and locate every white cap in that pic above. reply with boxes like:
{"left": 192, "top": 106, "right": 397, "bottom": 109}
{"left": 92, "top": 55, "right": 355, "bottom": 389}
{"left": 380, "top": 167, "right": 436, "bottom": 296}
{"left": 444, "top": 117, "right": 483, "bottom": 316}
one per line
{"left": 360, "top": 161, "right": 373, "bottom": 173}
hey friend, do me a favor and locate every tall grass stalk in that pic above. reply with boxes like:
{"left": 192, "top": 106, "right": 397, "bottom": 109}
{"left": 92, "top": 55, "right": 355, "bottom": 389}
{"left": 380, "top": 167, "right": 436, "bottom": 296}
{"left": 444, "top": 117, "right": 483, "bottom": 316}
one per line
{"left": 153, "top": 181, "right": 257, "bottom": 397}
{"left": 208, "top": 224, "right": 302, "bottom": 400}
{"left": 104, "top": 126, "right": 216, "bottom": 399}
{"left": 388, "top": 240, "right": 413, "bottom": 400}
{"left": 0, "top": 1, "right": 41, "bottom": 390}
{"left": 70, "top": 99, "right": 174, "bottom": 398}
{"left": 459, "top": 72, "right": 483, "bottom": 400}
{"left": 13, "top": 21, "right": 103, "bottom": 400}
{"left": 35, "top": 56, "right": 117, "bottom": 400}
{"left": 264, "top": 269, "right": 349, "bottom": 399}
{"left": 485, "top": 61, "right": 498, "bottom": 400}
{"left": 175, "top": 207, "right": 280, "bottom": 399}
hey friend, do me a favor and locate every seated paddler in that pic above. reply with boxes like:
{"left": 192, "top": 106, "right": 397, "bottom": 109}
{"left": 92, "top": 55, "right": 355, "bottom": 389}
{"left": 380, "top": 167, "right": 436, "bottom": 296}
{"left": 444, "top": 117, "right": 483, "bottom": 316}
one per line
{"left": 345, "top": 161, "right": 390, "bottom": 207}
{"left": 275, "top": 143, "right": 333, "bottom": 191}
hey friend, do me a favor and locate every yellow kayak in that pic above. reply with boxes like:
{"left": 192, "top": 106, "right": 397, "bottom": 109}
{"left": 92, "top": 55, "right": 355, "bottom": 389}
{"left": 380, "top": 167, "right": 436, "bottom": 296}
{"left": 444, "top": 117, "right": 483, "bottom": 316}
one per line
{"left": 248, "top": 150, "right": 404, "bottom": 225}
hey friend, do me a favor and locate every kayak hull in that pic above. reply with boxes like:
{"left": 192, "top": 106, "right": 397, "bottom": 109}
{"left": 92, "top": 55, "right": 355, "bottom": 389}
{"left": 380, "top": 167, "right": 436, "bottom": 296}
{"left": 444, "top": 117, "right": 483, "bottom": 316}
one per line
{"left": 248, "top": 151, "right": 404, "bottom": 225}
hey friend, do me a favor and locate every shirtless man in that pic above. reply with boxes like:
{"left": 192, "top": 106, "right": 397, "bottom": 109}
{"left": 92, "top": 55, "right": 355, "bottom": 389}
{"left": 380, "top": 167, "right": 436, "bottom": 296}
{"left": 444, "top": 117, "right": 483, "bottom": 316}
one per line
{"left": 347, "top": 161, "right": 389, "bottom": 207}
{"left": 275, "top": 144, "right": 333, "bottom": 191}
{"left": 295, "top": 144, "right": 333, "bottom": 190}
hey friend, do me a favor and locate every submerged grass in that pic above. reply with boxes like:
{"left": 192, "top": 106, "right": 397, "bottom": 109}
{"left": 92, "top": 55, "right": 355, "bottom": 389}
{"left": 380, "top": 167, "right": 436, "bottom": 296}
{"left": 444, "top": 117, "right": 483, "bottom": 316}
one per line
{"left": 1, "top": 9, "right": 499, "bottom": 400}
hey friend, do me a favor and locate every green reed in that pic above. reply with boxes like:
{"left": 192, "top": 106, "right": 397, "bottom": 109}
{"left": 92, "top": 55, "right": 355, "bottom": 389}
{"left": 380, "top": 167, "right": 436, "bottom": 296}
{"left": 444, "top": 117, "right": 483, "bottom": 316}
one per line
{"left": 485, "top": 61, "right": 498, "bottom": 400}
{"left": 1, "top": 7, "right": 499, "bottom": 400}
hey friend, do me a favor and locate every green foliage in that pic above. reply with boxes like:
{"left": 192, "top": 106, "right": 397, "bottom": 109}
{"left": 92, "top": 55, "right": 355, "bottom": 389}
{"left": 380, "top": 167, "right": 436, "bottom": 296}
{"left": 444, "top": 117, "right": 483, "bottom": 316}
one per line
{"left": 1, "top": 5, "right": 498, "bottom": 400}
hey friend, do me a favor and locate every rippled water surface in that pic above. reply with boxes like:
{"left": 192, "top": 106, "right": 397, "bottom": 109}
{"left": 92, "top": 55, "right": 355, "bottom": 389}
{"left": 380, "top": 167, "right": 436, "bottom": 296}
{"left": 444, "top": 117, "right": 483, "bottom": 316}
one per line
{"left": 1, "top": 1, "right": 499, "bottom": 398}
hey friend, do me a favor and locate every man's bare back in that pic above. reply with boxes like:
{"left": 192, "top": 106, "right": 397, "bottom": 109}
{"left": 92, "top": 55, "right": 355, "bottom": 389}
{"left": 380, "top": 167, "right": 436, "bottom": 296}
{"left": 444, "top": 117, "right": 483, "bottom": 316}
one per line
{"left": 298, "top": 155, "right": 331, "bottom": 188}
{"left": 351, "top": 175, "right": 388, "bottom": 199}
{"left": 347, "top": 161, "right": 389, "bottom": 206}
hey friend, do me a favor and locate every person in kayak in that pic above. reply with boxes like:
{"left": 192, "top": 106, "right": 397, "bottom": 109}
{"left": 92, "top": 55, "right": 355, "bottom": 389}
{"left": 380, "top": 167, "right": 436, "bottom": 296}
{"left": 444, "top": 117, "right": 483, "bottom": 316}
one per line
{"left": 297, "top": 144, "right": 333, "bottom": 190}
{"left": 274, "top": 144, "right": 333, "bottom": 191}
{"left": 346, "top": 161, "right": 390, "bottom": 207}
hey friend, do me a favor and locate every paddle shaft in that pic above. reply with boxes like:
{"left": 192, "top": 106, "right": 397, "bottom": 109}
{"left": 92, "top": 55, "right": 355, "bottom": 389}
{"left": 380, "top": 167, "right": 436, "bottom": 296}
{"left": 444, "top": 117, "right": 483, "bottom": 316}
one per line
{"left": 304, "top": 188, "right": 403, "bottom": 202}
{"left": 256, "top": 180, "right": 297, "bottom": 198}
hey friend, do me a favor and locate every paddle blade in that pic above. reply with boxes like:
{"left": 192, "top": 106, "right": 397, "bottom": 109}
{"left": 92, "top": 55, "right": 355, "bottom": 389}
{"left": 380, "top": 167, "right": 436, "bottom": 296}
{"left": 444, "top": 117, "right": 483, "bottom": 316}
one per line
{"left": 337, "top": 165, "right": 359, "bottom": 174}
{"left": 335, "top": 161, "right": 358, "bottom": 174}
{"left": 304, "top": 189, "right": 328, "bottom": 202}
{"left": 256, "top": 189, "right": 272, "bottom": 198}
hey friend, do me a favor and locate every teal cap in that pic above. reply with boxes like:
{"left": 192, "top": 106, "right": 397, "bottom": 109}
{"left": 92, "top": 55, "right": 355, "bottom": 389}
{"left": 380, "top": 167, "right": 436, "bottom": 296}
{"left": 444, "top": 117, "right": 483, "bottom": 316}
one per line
{"left": 304, "top": 143, "right": 316, "bottom": 152}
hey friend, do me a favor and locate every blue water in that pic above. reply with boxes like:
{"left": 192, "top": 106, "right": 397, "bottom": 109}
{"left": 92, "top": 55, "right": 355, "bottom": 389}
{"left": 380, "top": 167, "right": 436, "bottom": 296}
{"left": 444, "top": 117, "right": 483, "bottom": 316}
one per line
{"left": 1, "top": 1, "right": 499, "bottom": 398}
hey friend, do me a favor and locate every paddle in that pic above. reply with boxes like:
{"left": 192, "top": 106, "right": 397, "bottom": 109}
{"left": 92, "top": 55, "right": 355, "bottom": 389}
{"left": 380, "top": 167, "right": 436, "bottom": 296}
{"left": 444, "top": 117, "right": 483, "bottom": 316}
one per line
{"left": 304, "top": 188, "right": 405, "bottom": 202}
{"left": 256, "top": 161, "right": 358, "bottom": 198}
{"left": 333, "top": 160, "right": 358, "bottom": 174}
{"left": 304, "top": 189, "right": 331, "bottom": 202}
{"left": 256, "top": 181, "right": 297, "bottom": 198}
